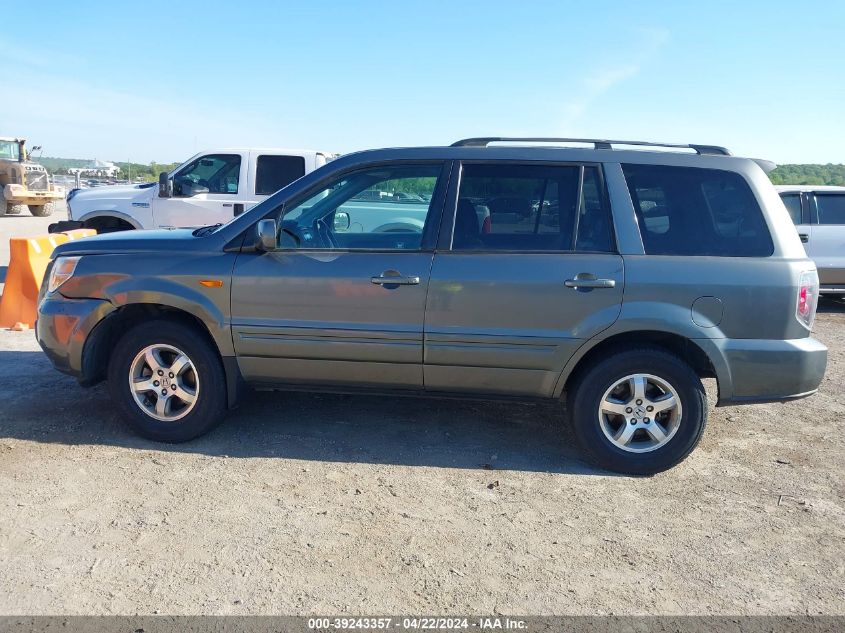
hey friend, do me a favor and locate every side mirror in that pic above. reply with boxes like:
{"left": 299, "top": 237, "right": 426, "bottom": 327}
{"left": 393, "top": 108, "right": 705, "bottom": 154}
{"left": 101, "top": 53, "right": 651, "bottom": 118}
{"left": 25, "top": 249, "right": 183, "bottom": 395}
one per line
{"left": 333, "top": 211, "right": 351, "bottom": 232}
{"left": 256, "top": 219, "right": 278, "bottom": 251}
{"left": 158, "top": 172, "right": 172, "bottom": 198}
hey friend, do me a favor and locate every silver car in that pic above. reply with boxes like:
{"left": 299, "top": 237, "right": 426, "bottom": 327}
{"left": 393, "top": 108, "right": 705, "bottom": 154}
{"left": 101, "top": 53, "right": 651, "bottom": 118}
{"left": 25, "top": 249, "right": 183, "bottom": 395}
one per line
{"left": 777, "top": 185, "right": 845, "bottom": 298}
{"left": 36, "top": 137, "right": 827, "bottom": 474}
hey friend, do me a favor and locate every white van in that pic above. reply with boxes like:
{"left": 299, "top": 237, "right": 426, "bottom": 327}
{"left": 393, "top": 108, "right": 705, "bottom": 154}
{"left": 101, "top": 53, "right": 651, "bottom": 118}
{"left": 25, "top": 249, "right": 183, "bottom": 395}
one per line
{"left": 56, "top": 148, "right": 335, "bottom": 232}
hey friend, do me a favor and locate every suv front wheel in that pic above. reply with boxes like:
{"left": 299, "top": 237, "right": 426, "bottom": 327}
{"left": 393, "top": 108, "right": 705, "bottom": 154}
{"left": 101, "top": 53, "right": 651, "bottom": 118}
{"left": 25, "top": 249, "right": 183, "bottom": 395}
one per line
{"left": 567, "top": 348, "right": 707, "bottom": 475}
{"left": 107, "top": 320, "right": 228, "bottom": 442}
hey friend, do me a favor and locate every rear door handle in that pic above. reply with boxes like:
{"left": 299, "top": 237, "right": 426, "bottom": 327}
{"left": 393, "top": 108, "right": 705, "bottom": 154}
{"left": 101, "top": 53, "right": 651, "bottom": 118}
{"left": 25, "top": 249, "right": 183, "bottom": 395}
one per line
{"left": 565, "top": 274, "right": 616, "bottom": 289}
{"left": 799, "top": 233, "right": 809, "bottom": 243}
{"left": 371, "top": 274, "right": 420, "bottom": 286}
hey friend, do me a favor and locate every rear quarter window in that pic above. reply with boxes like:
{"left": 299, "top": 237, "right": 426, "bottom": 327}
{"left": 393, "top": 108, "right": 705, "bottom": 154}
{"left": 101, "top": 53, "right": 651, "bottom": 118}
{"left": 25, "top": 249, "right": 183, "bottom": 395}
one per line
{"left": 255, "top": 155, "right": 307, "bottom": 196}
{"left": 622, "top": 164, "right": 774, "bottom": 257}
{"left": 779, "top": 193, "right": 803, "bottom": 224}
{"left": 814, "top": 194, "right": 845, "bottom": 225}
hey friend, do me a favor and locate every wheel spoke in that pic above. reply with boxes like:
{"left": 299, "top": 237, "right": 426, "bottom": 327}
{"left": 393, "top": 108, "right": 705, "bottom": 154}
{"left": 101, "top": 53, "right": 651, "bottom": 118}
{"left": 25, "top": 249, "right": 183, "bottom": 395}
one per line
{"left": 645, "top": 421, "right": 668, "bottom": 444}
{"left": 175, "top": 386, "right": 196, "bottom": 405}
{"left": 614, "top": 423, "right": 637, "bottom": 446}
{"left": 154, "top": 393, "right": 170, "bottom": 417}
{"left": 630, "top": 375, "right": 647, "bottom": 400}
{"left": 169, "top": 354, "right": 190, "bottom": 377}
{"left": 601, "top": 400, "right": 629, "bottom": 416}
{"left": 132, "top": 377, "right": 157, "bottom": 393}
{"left": 650, "top": 394, "right": 677, "bottom": 415}
{"left": 144, "top": 348, "right": 164, "bottom": 373}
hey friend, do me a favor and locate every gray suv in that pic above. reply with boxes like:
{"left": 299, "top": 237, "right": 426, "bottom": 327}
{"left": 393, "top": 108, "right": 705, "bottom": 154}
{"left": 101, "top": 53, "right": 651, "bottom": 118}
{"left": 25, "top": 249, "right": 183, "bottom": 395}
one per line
{"left": 36, "top": 138, "right": 828, "bottom": 474}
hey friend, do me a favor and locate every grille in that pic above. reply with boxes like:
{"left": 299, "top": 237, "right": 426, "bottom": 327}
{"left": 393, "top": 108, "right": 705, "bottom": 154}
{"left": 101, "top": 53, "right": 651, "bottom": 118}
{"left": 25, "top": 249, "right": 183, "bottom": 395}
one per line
{"left": 25, "top": 170, "right": 49, "bottom": 191}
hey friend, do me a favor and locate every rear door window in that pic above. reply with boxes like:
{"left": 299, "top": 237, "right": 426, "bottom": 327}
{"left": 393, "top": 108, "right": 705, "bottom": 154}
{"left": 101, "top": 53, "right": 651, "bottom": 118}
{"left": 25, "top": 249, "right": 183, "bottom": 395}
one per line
{"left": 779, "top": 193, "right": 803, "bottom": 224}
{"left": 255, "top": 155, "right": 307, "bottom": 196}
{"left": 814, "top": 194, "right": 845, "bottom": 225}
{"left": 622, "top": 164, "right": 773, "bottom": 257}
{"left": 452, "top": 163, "right": 614, "bottom": 252}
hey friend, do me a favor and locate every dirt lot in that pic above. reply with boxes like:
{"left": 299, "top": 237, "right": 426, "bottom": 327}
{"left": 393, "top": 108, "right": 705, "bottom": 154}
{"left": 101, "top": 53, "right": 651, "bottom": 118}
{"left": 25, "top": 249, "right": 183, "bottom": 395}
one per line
{"left": 0, "top": 210, "right": 843, "bottom": 615}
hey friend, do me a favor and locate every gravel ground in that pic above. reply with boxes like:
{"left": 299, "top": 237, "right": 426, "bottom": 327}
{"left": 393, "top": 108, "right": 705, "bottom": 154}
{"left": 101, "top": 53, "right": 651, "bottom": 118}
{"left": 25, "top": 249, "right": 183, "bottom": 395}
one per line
{"left": 0, "top": 209, "right": 843, "bottom": 615}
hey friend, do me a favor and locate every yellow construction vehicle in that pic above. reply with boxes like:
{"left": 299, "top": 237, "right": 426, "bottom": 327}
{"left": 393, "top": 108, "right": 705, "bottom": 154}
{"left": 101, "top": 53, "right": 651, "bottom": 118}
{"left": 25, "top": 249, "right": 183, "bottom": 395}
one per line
{"left": 0, "top": 137, "right": 65, "bottom": 217}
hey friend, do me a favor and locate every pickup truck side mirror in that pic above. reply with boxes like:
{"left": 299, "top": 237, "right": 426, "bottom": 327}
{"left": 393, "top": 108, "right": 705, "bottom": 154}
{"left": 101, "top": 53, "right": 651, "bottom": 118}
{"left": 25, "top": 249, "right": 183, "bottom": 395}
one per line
{"left": 256, "top": 219, "right": 278, "bottom": 251}
{"left": 158, "top": 172, "right": 173, "bottom": 198}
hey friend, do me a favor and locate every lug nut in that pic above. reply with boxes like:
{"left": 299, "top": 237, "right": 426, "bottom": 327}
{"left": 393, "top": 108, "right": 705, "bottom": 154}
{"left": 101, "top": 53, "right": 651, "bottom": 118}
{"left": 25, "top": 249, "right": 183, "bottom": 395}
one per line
{"left": 157, "top": 370, "right": 164, "bottom": 376}
{"left": 644, "top": 418, "right": 650, "bottom": 424}
{"left": 625, "top": 407, "right": 633, "bottom": 413}
{"left": 153, "top": 380, "right": 160, "bottom": 387}
{"left": 171, "top": 384, "right": 177, "bottom": 390}
{"left": 169, "top": 372, "right": 174, "bottom": 378}
{"left": 161, "top": 389, "right": 167, "bottom": 396}
{"left": 647, "top": 405, "right": 654, "bottom": 412}
{"left": 629, "top": 419, "right": 636, "bottom": 425}
{"left": 636, "top": 399, "right": 643, "bottom": 405}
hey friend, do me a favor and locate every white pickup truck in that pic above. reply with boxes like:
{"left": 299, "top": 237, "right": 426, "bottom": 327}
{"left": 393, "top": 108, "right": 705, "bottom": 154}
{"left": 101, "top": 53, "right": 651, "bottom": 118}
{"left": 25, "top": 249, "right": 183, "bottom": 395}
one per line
{"left": 55, "top": 148, "right": 334, "bottom": 232}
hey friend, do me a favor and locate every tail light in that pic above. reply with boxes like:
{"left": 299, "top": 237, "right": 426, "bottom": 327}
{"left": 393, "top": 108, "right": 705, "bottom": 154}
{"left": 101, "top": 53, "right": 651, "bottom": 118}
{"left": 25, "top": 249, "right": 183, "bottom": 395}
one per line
{"left": 796, "top": 270, "right": 819, "bottom": 330}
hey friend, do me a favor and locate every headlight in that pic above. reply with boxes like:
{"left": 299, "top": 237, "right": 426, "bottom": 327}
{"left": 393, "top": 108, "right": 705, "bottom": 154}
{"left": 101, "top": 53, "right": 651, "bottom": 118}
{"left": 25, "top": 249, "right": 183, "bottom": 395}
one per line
{"left": 47, "top": 256, "right": 81, "bottom": 294}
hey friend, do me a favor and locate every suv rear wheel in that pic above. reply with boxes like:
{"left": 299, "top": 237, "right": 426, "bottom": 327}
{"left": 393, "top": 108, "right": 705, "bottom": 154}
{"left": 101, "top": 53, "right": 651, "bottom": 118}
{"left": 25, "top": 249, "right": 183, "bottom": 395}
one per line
{"left": 567, "top": 348, "right": 707, "bottom": 475}
{"left": 107, "top": 320, "right": 227, "bottom": 442}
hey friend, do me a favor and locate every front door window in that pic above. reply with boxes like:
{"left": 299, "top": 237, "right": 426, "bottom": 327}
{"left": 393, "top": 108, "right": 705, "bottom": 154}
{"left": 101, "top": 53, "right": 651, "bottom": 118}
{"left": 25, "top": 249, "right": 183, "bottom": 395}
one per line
{"left": 173, "top": 154, "right": 241, "bottom": 197}
{"left": 277, "top": 164, "right": 442, "bottom": 251}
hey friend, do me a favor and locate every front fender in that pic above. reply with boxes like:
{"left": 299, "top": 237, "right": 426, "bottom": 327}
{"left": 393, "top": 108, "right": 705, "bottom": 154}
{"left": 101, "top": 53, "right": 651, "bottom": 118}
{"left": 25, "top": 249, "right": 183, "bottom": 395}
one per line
{"left": 59, "top": 253, "right": 237, "bottom": 357}
{"left": 76, "top": 210, "right": 145, "bottom": 229}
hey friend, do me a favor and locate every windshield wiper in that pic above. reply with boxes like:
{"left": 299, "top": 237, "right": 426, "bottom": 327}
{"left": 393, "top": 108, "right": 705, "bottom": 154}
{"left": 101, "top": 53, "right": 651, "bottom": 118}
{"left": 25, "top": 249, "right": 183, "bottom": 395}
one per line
{"left": 192, "top": 223, "right": 223, "bottom": 237}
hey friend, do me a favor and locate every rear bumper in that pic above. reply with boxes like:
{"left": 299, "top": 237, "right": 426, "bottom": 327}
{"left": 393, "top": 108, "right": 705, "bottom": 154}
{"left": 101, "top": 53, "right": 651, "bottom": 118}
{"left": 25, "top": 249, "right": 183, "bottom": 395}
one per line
{"left": 819, "top": 285, "right": 845, "bottom": 296}
{"left": 818, "top": 267, "right": 845, "bottom": 288}
{"left": 712, "top": 336, "right": 828, "bottom": 406}
{"left": 36, "top": 295, "right": 114, "bottom": 380}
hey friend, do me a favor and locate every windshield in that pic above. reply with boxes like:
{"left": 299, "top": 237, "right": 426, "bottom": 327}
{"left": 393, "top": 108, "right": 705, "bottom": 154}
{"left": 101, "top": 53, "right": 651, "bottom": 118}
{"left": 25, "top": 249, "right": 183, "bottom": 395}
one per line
{"left": 0, "top": 141, "right": 21, "bottom": 161}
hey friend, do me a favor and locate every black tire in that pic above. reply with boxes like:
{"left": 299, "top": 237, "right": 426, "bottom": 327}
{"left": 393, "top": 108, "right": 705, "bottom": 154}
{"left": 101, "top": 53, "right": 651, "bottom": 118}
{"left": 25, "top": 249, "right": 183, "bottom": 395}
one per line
{"left": 6, "top": 203, "right": 25, "bottom": 215}
{"left": 567, "top": 347, "right": 707, "bottom": 475}
{"left": 107, "top": 319, "right": 228, "bottom": 442}
{"left": 29, "top": 202, "right": 56, "bottom": 217}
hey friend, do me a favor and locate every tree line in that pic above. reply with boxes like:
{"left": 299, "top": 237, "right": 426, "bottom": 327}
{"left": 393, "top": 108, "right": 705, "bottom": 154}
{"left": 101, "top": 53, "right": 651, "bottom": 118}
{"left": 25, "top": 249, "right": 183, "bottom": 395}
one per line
{"left": 768, "top": 164, "right": 845, "bottom": 186}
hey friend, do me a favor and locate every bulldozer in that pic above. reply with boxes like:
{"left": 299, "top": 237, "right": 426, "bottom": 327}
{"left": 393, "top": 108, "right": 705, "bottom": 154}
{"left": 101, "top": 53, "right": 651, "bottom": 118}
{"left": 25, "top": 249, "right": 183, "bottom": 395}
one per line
{"left": 0, "top": 136, "right": 64, "bottom": 217}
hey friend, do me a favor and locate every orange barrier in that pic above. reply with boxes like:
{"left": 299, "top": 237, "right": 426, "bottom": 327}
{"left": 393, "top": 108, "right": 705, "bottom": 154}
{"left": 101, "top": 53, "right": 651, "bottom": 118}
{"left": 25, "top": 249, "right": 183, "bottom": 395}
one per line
{"left": 0, "top": 229, "right": 97, "bottom": 329}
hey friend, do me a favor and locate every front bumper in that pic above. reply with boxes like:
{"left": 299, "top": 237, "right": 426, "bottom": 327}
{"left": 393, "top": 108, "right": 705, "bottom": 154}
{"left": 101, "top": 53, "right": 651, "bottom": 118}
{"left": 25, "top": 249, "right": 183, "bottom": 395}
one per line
{"left": 48, "top": 220, "right": 84, "bottom": 234}
{"left": 36, "top": 294, "right": 114, "bottom": 380}
{"left": 713, "top": 336, "right": 828, "bottom": 405}
{"left": 3, "top": 184, "right": 63, "bottom": 205}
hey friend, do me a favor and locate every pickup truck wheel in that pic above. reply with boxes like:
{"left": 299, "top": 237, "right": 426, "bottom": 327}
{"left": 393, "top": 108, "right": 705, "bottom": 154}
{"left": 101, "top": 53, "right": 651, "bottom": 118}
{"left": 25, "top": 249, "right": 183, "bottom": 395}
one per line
{"left": 107, "top": 320, "right": 227, "bottom": 442}
{"left": 29, "top": 202, "right": 56, "bottom": 217}
{"left": 567, "top": 348, "right": 707, "bottom": 475}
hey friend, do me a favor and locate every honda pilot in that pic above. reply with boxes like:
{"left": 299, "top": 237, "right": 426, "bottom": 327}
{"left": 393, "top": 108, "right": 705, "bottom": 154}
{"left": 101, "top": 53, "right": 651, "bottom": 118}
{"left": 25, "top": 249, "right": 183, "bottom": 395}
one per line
{"left": 36, "top": 138, "right": 828, "bottom": 474}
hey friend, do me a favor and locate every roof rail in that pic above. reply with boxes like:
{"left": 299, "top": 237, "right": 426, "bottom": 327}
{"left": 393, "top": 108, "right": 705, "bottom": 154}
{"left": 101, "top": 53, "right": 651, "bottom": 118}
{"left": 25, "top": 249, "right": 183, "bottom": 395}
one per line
{"left": 450, "top": 137, "right": 731, "bottom": 156}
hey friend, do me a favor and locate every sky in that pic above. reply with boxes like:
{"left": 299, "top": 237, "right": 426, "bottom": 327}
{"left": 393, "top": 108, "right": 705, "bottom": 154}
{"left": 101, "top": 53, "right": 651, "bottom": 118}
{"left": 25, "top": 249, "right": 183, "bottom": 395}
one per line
{"left": 2, "top": 0, "right": 843, "bottom": 165}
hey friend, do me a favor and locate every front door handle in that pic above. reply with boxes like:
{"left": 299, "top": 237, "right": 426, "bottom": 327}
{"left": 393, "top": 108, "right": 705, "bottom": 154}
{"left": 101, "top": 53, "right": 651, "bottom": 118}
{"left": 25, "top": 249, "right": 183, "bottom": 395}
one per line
{"left": 565, "top": 274, "right": 616, "bottom": 289}
{"left": 799, "top": 233, "right": 809, "bottom": 243}
{"left": 371, "top": 273, "right": 420, "bottom": 286}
